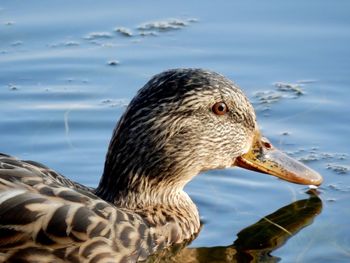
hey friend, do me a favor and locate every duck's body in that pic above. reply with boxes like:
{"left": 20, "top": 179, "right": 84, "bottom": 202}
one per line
{"left": 0, "top": 154, "right": 158, "bottom": 262}
{"left": 0, "top": 152, "right": 198, "bottom": 262}
{"left": 0, "top": 69, "right": 322, "bottom": 262}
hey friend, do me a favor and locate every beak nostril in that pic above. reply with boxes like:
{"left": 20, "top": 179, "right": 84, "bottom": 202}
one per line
{"left": 260, "top": 137, "right": 273, "bottom": 149}
{"left": 263, "top": 141, "right": 272, "bottom": 149}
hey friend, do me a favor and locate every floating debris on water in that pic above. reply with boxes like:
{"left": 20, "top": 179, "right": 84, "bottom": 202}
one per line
{"left": 253, "top": 90, "right": 283, "bottom": 105}
{"left": 80, "top": 17, "right": 197, "bottom": 43}
{"left": 138, "top": 19, "right": 184, "bottom": 31}
{"left": 63, "top": 41, "right": 80, "bottom": 47}
{"left": 87, "top": 41, "right": 117, "bottom": 48}
{"left": 293, "top": 150, "right": 347, "bottom": 162}
{"left": 281, "top": 131, "right": 291, "bottom": 136}
{"left": 328, "top": 183, "right": 350, "bottom": 192}
{"left": 287, "top": 147, "right": 348, "bottom": 175}
{"left": 11, "top": 41, "right": 23, "bottom": 47}
{"left": 62, "top": 78, "right": 89, "bottom": 84}
{"left": 101, "top": 98, "right": 129, "bottom": 108}
{"left": 298, "top": 154, "right": 320, "bottom": 163}
{"left": 8, "top": 84, "right": 19, "bottom": 91}
{"left": 326, "top": 163, "right": 349, "bottom": 175}
{"left": 328, "top": 184, "right": 341, "bottom": 191}
{"left": 84, "top": 32, "right": 113, "bottom": 40}
{"left": 274, "top": 82, "right": 304, "bottom": 96}
{"left": 137, "top": 18, "right": 197, "bottom": 32}
{"left": 107, "top": 60, "right": 120, "bottom": 66}
{"left": 298, "top": 151, "right": 348, "bottom": 163}
{"left": 49, "top": 41, "right": 80, "bottom": 48}
{"left": 252, "top": 78, "right": 317, "bottom": 113}
{"left": 139, "top": 31, "right": 158, "bottom": 37}
{"left": 187, "top": 18, "right": 199, "bottom": 23}
{"left": 4, "top": 21, "right": 14, "bottom": 26}
{"left": 115, "top": 27, "right": 133, "bottom": 37}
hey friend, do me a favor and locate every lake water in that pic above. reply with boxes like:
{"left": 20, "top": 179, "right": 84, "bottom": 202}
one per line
{"left": 1, "top": 1, "right": 349, "bottom": 262}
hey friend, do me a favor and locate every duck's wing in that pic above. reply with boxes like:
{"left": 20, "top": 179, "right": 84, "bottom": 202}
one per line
{"left": 0, "top": 153, "right": 93, "bottom": 192}
{"left": 0, "top": 154, "right": 156, "bottom": 262}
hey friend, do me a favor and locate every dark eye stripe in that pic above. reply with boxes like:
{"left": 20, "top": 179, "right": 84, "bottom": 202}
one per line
{"left": 212, "top": 102, "right": 228, "bottom": 115}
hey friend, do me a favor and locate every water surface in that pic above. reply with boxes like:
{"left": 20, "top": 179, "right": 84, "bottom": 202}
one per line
{"left": 1, "top": 1, "right": 350, "bottom": 262}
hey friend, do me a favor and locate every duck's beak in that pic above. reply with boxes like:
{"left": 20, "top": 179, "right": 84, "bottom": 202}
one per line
{"left": 234, "top": 131, "right": 323, "bottom": 186}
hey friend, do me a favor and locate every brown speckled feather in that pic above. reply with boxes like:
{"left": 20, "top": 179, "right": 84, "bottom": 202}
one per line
{"left": 0, "top": 154, "right": 158, "bottom": 262}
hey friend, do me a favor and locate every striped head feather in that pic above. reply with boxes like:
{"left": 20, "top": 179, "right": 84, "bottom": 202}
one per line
{"left": 96, "top": 68, "right": 257, "bottom": 238}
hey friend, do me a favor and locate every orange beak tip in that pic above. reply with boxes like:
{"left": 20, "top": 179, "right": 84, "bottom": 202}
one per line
{"left": 235, "top": 132, "right": 323, "bottom": 186}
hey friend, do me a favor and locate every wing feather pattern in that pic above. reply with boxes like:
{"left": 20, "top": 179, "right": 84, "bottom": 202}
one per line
{"left": 0, "top": 154, "right": 156, "bottom": 262}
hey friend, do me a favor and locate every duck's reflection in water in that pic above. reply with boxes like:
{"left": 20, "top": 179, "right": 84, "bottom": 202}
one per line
{"left": 146, "top": 191, "right": 322, "bottom": 263}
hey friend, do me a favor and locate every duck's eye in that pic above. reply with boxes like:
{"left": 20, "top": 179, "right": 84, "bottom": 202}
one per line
{"left": 212, "top": 102, "right": 228, "bottom": 115}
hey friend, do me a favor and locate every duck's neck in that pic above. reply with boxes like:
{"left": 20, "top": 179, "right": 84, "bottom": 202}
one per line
{"left": 95, "top": 124, "right": 202, "bottom": 241}
{"left": 96, "top": 167, "right": 201, "bottom": 242}
{"left": 94, "top": 103, "right": 207, "bottom": 241}
{"left": 116, "top": 186, "right": 200, "bottom": 242}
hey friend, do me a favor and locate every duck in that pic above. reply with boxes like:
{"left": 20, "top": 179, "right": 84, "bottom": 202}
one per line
{"left": 0, "top": 68, "right": 323, "bottom": 263}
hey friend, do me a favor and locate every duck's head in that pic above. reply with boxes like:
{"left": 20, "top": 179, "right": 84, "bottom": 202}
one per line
{"left": 96, "top": 69, "right": 322, "bottom": 203}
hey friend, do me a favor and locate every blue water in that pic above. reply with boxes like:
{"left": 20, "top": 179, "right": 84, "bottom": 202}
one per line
{"left": 1, "top": 1, "right": 350, "bottom": 262}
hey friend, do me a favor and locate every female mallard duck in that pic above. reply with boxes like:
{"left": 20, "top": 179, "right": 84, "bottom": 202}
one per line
{"left": 0, "top": 69, "right": 322, "bottom": 263}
